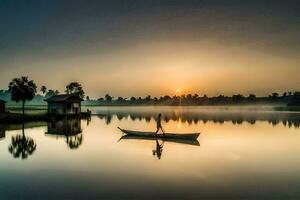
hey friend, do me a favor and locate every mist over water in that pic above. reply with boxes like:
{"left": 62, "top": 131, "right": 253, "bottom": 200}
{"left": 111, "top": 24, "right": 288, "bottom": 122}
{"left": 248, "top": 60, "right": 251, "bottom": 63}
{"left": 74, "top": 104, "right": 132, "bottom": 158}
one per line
{"left": 90, "top": 106, "right": 300, "bottom": 129}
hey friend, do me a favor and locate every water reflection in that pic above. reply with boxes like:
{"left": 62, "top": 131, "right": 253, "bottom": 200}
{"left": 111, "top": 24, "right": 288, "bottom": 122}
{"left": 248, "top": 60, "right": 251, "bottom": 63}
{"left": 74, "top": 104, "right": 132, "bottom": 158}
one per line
{"left": 45, "top": 118, "right": 83, "bottom": 150}
{"left": 152, "top": 139, "right": 164, "bottom": 160}
{"left": 0, "top": 126, "right": 5, "bottom": 140}
{"left": 119, "top": 135, "right": 200, "bottom": 146}
{"left": 95, "top": 107, "right": 300, "bottom": 128}
{"left": 119, "top": 135, "right": 200, "bottom": 160}
{"left": 8, "top": 123, "right": 36, "bottom": 160}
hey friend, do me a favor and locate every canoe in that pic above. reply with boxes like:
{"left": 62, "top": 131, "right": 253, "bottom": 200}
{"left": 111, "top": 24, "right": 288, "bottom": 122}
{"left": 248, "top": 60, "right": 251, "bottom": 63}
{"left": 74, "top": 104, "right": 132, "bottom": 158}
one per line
{"left": 119, "top": 135, "right": 200, "bottom": 146}
{"left": 118, "top": 127, "right": 200, "bottom": 140}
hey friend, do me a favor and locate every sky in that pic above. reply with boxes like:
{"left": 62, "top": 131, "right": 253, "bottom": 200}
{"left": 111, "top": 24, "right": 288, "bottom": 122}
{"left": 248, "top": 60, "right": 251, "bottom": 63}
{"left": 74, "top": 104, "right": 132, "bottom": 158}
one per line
{"left": 0, "top": 0, "right": 299, "bottom": 98}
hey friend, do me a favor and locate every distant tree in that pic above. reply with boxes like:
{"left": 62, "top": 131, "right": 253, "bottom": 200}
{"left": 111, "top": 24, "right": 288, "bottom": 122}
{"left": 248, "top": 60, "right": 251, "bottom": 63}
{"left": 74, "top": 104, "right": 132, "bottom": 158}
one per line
{"left": 105, "top": 94, "right": 113, "bottom": 101}
{"left": 40, "top": 85, "right": 47, "bottom": 94}
{"left": 130, "top": 96, "right": 136, "bottom": 102}
{"left": 248, "top": 94, "right": 256, "bottom": 101}
{"left": 117, "top": 97, "right": 125, "bottom": 102}
{"left": 186, "top": 94, "right": 192, "bottom": 99}
{"left": 8, "top": 76, "right": 37, "bottom": 117}
{"left": 98, "top": 97, "right": 104, "bottom": 101}
{"left": 45, "top": 89, "right": 59, "bottom": 98}
{"left": 193, "top": 94, "right": 199, "bottom": 99}
{"left": 270, "top": 92, "right": 279, "bottom": 100}
{"left": 86, "top": 96, "right": 90, "bottom": 101}
{"left": 232, "top": 94, "right": 244, "bottom": 103}
{"left": 65, "top": 82, "right": 85, "bottom": 99}
{"left": 283, "top": 92, "right": 287, "bottom": 97}
{"left": 144, "top": 95, "right": 151, "bottom": 102}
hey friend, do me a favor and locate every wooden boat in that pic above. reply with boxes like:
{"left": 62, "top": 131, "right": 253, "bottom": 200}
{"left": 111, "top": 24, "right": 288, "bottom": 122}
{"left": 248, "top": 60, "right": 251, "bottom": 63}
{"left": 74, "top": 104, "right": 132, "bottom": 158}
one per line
{"left": 118, "top": 127, "right": 200, "bottom": 140}
{"left": 119, "top": 135, "right": 200, "bottom": 146}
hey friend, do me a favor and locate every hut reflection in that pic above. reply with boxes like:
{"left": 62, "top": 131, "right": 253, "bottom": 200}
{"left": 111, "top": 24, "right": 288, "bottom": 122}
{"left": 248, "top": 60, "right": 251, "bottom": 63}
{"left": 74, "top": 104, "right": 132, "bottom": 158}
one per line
{"left": 46, "top": 118, "right": 83, "bottom": 149}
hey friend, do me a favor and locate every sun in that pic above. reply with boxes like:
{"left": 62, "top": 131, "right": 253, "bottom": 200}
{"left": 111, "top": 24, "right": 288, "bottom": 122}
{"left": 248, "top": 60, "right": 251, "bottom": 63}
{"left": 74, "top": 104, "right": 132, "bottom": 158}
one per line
{"left": 176, "top": 89, "right": 181, "bottom": 93}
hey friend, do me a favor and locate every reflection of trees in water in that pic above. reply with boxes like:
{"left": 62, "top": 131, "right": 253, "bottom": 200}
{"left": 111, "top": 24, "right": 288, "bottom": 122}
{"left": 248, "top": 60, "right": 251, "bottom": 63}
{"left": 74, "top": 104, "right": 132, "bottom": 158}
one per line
{"left": 96, "top": 110, "right": 300, "bottom": 128}
{"left": 8, "top": 125, "right": 36, "bottom": 160}
{"left": 66, "top": 134, "right": 83, "bottom": 150}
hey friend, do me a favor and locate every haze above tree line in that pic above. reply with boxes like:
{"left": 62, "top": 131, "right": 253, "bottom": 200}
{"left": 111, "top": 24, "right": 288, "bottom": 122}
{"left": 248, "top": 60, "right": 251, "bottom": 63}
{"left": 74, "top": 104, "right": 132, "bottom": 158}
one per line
{"left": 1, "top": 76, "right": 300, "bottom": 107}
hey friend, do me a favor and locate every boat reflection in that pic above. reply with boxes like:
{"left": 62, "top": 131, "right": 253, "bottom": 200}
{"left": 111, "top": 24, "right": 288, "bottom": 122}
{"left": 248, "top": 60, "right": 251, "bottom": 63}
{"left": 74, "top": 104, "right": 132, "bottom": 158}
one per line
{"left": 119, "top": 135, "right": 200, "bottom": 146}
{"left": 119, "top": 135, "right": 200, "bottom": 160}
{"left": 45, "top": 118, "right": 83, "bottom": 150}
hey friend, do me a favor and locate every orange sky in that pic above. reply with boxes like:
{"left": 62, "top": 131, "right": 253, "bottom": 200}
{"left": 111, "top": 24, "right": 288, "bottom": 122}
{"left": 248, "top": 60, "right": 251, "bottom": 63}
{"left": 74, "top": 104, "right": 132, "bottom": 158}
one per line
{"left": 0, "top": 1, "right": 299, "bottom": 97}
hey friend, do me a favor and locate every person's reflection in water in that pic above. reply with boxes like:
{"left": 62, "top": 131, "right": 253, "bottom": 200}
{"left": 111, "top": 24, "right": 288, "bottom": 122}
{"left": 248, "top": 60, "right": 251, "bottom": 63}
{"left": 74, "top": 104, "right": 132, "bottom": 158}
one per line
{"left": 152, "top": 139, "right": 164, "bottom": 160}
{"left": 155, "top": 113, "right": 165, "bottom": 135}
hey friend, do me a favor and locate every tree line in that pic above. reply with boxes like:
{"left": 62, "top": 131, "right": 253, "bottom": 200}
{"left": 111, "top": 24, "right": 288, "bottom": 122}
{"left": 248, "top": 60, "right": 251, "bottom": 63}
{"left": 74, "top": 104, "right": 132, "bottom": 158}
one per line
{"left": 86, "top": 92, "right": 300, "bottom": 106}
{"left": 1, "top": 76, "right": 300, "bottom": 112}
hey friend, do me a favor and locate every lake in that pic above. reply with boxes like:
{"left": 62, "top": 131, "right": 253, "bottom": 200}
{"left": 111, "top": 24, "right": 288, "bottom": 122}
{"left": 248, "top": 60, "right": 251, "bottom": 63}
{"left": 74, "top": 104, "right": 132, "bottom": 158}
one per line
{"left": 1, "top": 106, "right": 300, "bottom": 200}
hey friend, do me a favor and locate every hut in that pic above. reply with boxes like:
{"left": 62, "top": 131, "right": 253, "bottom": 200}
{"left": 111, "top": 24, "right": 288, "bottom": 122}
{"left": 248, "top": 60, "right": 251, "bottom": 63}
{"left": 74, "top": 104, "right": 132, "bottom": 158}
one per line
{"left": 0, "top": 99, "right": 6, "bottom": 113}
{"left": 44, "top": 94, "right": 83, "bottom": 115}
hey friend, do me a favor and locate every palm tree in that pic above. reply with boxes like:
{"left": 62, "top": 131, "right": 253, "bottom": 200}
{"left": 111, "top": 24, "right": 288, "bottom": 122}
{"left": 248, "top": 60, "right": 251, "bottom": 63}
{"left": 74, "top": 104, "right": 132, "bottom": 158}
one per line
{"left": 40, "top": 85, "right": 47, "bottom": 94}
{"left": 105, "top": 94, "right": 113, "bottom": 101}
{"left": 8, "top": 77, "right": 37, "bottom": 117}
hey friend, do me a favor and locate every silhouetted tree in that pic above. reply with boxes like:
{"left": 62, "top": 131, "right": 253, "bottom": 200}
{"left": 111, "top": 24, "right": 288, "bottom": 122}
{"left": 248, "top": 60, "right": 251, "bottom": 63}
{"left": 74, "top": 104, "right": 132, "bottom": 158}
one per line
{"left": 86, "top": 96, "right": 90, "bottom": 101}
{"left": 40, "top": 85, "right": 47, "bottom": 94}
{"left": 65, "top": 82, "right": 85, "bottom": 99}
{"left": 45, "top": 89, "right": 59, "bottom": 98}
{"left": 144, "top": 95, "right": 152, "bottom": 103}
{"left": 105, "top": 94, "right": 113, "bottom": 101}
{"left": 283, "top": 92, "right": 287, "bottom": 97}
{"left": 248, "top": 94, "right": 256, "bottom": 102}
{"left": 232, "top": 94, "right": 244, "bottom": 103}
{"left": 130, "top": 96, "right": 136, "bottom": 102}
{"left": 271, "top": 92, "right": 279, "bottom": 99}
{"left": 117, "top": 97, "right": 125, "bottom": 102}
{"left": 8, "top": 77, "right": 37, "bottom": 117}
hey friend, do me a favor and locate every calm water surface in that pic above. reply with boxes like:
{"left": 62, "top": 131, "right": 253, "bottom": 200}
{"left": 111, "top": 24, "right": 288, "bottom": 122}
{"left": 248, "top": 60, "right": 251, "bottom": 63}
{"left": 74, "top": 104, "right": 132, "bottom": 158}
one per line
{"left": 1, "top": 106, "right": 300, "bottom": 200}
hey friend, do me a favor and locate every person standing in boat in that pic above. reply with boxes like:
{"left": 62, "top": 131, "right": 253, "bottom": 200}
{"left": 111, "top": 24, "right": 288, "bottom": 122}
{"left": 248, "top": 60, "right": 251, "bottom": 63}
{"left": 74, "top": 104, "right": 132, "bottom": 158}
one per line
{"left": 155, "top": 113, "right": 165, "bottom": 135}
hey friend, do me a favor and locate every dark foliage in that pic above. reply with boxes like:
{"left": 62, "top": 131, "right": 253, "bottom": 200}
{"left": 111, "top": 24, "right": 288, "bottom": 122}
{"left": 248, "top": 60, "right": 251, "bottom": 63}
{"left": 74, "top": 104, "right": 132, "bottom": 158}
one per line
{"left": 65, "top": 82, "right": 85, "bottom": 99}
{"left": 8, "top": 77, "right": 37, "bottom": 116}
